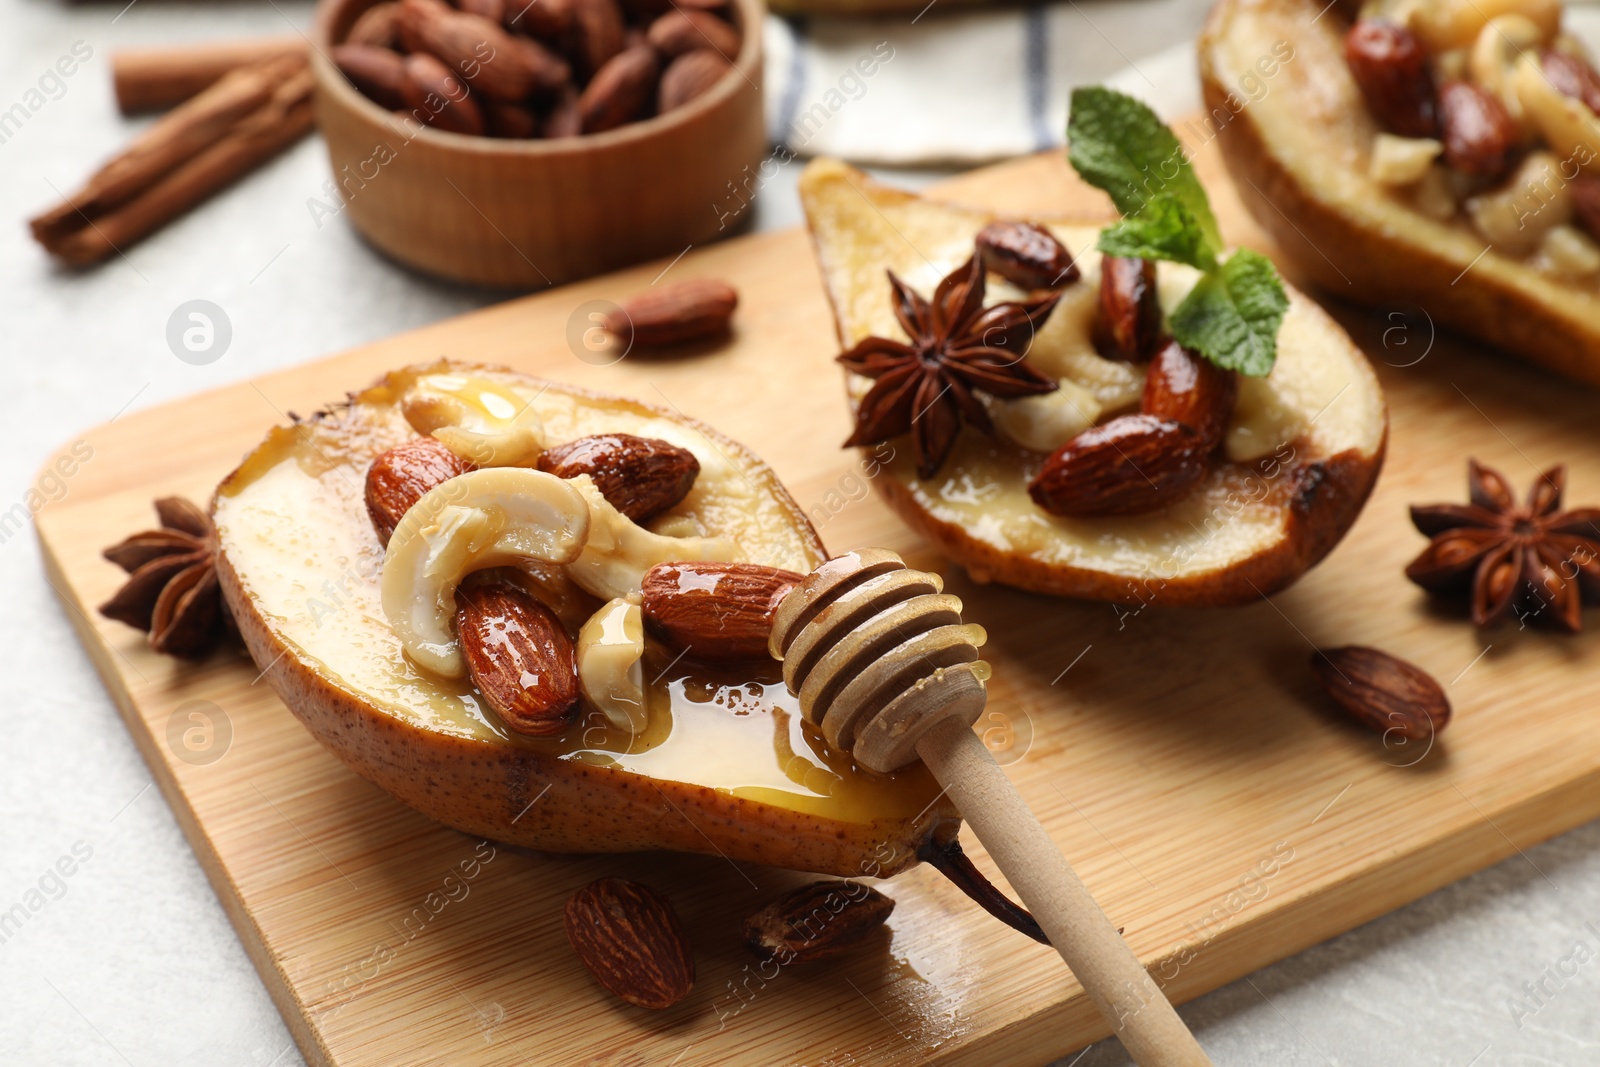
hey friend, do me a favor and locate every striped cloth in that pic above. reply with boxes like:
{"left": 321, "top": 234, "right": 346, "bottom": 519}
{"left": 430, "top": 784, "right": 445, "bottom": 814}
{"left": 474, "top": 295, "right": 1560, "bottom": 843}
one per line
{"left": 761, "top": 0, "right": 1600, "bottom": 166}
{"left": 760, "top": 0, "right": 1208, "bottom": 166}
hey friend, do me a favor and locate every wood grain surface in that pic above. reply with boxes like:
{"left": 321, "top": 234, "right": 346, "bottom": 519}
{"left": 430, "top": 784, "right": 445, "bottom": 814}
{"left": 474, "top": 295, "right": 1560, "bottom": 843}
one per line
{"left": 33, "top": 131, "right": 1600, "bottom": 1067}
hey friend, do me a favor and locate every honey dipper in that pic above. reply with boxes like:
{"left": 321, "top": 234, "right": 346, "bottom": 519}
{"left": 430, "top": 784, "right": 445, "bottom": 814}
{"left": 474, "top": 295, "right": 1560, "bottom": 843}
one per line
{"left": 769, "top": 549, "right": 1212, "bottom": 1067}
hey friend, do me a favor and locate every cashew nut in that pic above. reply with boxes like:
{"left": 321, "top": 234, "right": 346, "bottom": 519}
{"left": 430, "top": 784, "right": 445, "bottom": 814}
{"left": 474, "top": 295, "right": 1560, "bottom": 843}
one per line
{"left": 1512, "top": 55, "right": 1600, "bottom": 175}
{"left": 1465, "top": 150, "right": 1574, "bottom": 253}
{"left": 403, "top": 374, "right": 545, "bottom": 467}
{"left": 1370, "top": 134, "right": 1444, "bottom": 186}
{"left": 576, "top": 597, "right": 647, "bottom": 734}
{"left": 1415, "top": 0, "right": 1559, "bottom": 53}
{"left": 565, "top": 475, "right": 742, "bottom": 601}
{"left": 983, "top": 379, "right": 1103, "bottom": 452}
{"left": 1469, "top": 15, "right": 1544, "bottom": 131}
{"left": 381, "top": 467, "right": 590, "bottom": 678}
{"left": 1536, "top": 223, "right": 1600, "bottom": 277}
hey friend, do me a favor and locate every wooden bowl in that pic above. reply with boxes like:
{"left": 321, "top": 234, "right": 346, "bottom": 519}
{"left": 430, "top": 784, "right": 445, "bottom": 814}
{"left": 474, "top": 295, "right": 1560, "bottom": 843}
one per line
{"left": 309, "top": 0, "right": 766, "bottom": 288}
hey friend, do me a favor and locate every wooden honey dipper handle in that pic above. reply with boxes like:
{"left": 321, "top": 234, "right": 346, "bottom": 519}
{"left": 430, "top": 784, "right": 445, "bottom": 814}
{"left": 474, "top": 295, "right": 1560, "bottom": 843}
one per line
{"left": 917, "top": 716, "right": 1211, "bottom": 1065}
{"left": 770, "top": 550, "right": 1212, "bottom": 1067}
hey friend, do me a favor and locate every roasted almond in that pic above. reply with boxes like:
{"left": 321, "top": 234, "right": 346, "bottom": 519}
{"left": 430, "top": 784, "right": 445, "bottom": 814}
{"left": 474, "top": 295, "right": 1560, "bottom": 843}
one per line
{"left": 976, "top": 220, "right": 1079, "bottom": 289}
{"left": 578, "top": 44, "right": 659, "bottom": 132}
{"left": 743, "top": 880, "right": 896, "bottom": 964}
{"left": 567, "top": 0, "right": 626, "bottom": 78}
{"left": 641, "top": 561, "right": 803, "bottom": 661}
{"left": 1309, "top": 645, "right": 1450, "bottom": 742}
{"left": 1092, "top": 256, "right": 1161, "bottom": 362}
{"left": 505, "top": 0, "right": 573, "bottom": 41}
{"left": 1028, "top": 414, "right": 1209, "bottom": 516}
{"left": 537, "top": 433, "right": 699, "bottom": 522}
{"left": 564, "top": 877, "right": 694, "bottom": 1010}
{"left": 605, "top": 277, "right": 738, "bottom": 346}
{"left": 1437, "top": 80, "right": 1516, "bottom": 178}
{"left": 1344, "top": 18, "right": 1438, "bottom": 138}
{"left": 645, "top": 9, "right": 739, "bottom": 59}
{"left": 333, "top": 44, "right": 408, "bottom": 110}
{"left": 400, "top": 51, "right": 486, "bottom": 135}
{"left": 456, "top": 0, "right": 505, "bottom": 22}
{"left": 1542, "top": 47, "right": 1600, "bottom": 115}
{"left": 1140, "top": 338, "right": 1237, "bottom": 451}
{"left": 365, "top": 436, "right": 476, "bottom": 544}
{"left": 658, "top": 48, "right": 730, "bottom": 111}
{"left": 346, "top": 1, "right": 402, "bottom": 47}
{"left": 399, "top": 0, "right": 569, "bottom": 102}
{"left": 457, "top": 574, "right": 581, "bottom": 736}
{"left": 484, "top": 99, "right": 540, "bottom": 137}
{"left": 543, "top": 84, "right": 582, "bottom": 137}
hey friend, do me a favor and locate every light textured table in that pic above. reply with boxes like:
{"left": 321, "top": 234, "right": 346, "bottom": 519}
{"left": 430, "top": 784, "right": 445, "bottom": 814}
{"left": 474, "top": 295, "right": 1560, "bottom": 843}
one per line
{"left": 2, "top": 0, "right": 1597, "bottom": 1063}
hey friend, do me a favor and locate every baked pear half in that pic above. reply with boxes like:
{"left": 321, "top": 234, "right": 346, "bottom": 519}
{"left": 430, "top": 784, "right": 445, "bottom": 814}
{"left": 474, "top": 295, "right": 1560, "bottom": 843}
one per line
{"left": 212, "top": 361, "right": 957, "bottom": 877}
{"left": 1201, "top": 0, "right": 1600, "bottom": 386}
{"left": 799, "top": 158, "right": 1387, "bottom": 605}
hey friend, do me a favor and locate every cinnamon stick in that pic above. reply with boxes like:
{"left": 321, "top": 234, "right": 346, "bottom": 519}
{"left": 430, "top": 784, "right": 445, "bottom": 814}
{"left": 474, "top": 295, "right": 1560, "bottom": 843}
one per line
{"left": 112, "top": 36, "right": 308, "bottom": 113}
{"left": 32, "top": 53, "right": 308, "bottom": 248}
{"left": 37, "top": 64, "right": 314, "bottom": 266}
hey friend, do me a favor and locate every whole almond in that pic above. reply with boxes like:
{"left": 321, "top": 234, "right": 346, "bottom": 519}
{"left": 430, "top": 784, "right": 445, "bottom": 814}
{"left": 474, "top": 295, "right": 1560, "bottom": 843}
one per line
{"left": 399, "top": 0, "right": 569, "bottom": 102}
{"left": 397, "top": 0, "right": 458, "bottom": 49}
{"left": 568, "top": 0, "right": 626, "bottom": 78}
{"left": 457, "top": 575, "right": 581, "bottom": 736}
{"left": 1140, "top": 339, "right": 1237, "bottom": 451}
{"left": 1028, "top": 414, "right": 1209, "bottom": 516}
{"left": 485, "top": 99, "right": 540, "bottom": 137}
{"left": 578, "top": 44, "right": 659, "bottom": 132}
{"left": 537, "top": 433, "right": 700, "bottom": 522}
{"left": 1309, "top": 646, "right": 1450, "bottom": 742}
{"left": 641, "top": 561, "right": 804, "bottom": 661}
{"left": 743, "top": 881, "right": 895, "bottom": 964}
{"left": 645, "top": 9, "right": 739, "bottom": 59}
{"left": 505, "top": 0, "right": 573, "bottom": 40}
{"left": 544, "top": 84, "right": 582, "bottom": 136}
{"left": 333, "top": 44, "right": 408, "bottom": 110}
{"left": 605, "top": 277, "right": 738, "bottom": 345}
{"left": 1542, "top": 47, "right": 1600, "bottom": 115}
{"left": 503, "top": 33, "right": 574, "bottom": 96}
{"left": 400, "top": 51, "right": 486, "bottom": 134}
{"left": 365, "top": 436, "right": 476, "bottom": 544}
{"left": 1093, "top": 256, "right": 1161, "bottom": 362}
{"left": 976, "top": 220, "right": 1079, "bottom": 289}
{"left": 457, "top": 0, "right": 506, "bottom": 22}
{"left": 346, "top": 1, "right": 401, "bottom": 47}
{"left": 1438, "top": 79, "right": 1517, "bottom": 178}
{"left": 565, "top": 878, "right": 694, "bottom": 1010}
{"left": 658, "top": 49, "right": 730, "bottom": 112}
{"left": 1344, "top": 18, "right": 1438, "bottom": 138}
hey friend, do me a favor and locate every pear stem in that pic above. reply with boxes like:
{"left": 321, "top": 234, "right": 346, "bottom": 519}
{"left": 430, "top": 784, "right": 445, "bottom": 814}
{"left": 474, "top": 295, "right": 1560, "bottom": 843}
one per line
{"left": 918, "top": 834, "right": 1049, "bottom": 945}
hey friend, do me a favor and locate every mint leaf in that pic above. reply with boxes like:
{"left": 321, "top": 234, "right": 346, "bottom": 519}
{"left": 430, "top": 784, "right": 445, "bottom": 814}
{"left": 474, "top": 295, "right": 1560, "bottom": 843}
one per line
{"left": 1095, "top": 198, "right": 1216, "bottom": 272}
{"left": 1067, "top": 87, "right": 1223, "bottom": 265}
{"left": 1169, "top": 250, "right": 1288, "bottom": 377}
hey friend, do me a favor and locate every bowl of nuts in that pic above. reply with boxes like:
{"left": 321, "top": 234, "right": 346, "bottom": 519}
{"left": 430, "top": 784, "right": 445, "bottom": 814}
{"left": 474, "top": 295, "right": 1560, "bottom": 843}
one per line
{"left": 311, "top": 0, "right": 764, "bottom": 287}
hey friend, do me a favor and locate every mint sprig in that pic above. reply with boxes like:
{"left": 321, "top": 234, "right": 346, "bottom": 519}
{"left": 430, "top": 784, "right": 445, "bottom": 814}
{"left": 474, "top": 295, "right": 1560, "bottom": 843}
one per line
{"left": 1067, "top": 87, "right": 1286, "bottom": 376}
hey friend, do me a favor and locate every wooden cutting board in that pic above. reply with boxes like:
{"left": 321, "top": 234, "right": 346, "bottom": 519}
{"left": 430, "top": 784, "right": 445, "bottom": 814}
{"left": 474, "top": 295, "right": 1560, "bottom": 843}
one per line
{"left": 35, "top": 133, "right": 1600, "bottom": 1067}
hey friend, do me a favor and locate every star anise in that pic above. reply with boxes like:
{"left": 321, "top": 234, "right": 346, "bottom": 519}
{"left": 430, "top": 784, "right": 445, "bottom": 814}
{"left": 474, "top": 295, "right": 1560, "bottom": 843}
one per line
{"left": 1405, "top": 460, "right": 1600, "bottom": 632}
{"left": 99, "top": 496, "right": 229, "bottom": 658}
{"left": 837, "top": 255, "right": 1061, "bottom": 478}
